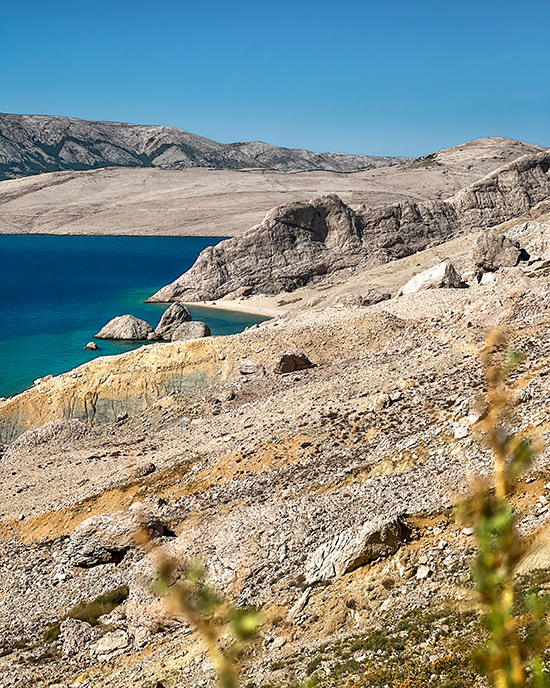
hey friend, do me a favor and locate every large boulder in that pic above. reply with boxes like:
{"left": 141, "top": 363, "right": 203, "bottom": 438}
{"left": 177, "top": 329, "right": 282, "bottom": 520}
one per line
{"left": 471, "top": 229, "right": 522, "bottom": 274}
{"left": 273, "top": 349, "right": 314, "bottom": 374}
{"left": 397, "top": 260, "right": 462, "bottom": 296}
{"left": 95, "top": 314, "right": 153, "bottom": 340}
{"left": 65, "top": 505, "right": 163, "bottom": 567}
{"left": 304, "top": 516, "right": 409, "bottom": 585}
{"left": 154, "top": 303, "right": 192, "bottom": 341}
{"left": 171, "top": 321, "right": 211, "bottom": 342}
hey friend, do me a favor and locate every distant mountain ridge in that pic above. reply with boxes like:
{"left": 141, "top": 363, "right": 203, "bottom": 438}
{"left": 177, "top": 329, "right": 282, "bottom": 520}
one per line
{"left": 0, "top": 113, "right": 407, "bottom": 181}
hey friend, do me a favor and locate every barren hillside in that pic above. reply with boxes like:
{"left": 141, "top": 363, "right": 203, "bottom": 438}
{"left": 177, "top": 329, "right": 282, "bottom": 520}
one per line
{"left": 0, "top": 113, "right": 405, "bottom": 181}
{"left": 0, "top": 136, "right": 543, "bottom": 237}
{"left": 1, "top": 210, "right": 550, "bottom": 687}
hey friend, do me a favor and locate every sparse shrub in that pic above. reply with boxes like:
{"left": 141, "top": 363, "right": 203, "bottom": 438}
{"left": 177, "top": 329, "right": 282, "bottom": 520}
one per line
{"left": 142, "top": 539, "right": 261, "bottom": 688}
{"left": 459, "top": 330, "right": 550, "bottom": 687}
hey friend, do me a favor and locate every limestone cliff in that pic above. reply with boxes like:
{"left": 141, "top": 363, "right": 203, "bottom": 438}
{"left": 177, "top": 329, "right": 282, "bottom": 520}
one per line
{"left": 148, "top": 151, "right": 550, "bottom": 302}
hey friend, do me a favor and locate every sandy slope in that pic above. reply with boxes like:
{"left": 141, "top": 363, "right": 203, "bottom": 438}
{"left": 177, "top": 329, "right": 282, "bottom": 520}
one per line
{"left": 0, "top": 137, "right": 543, "bottom": 236}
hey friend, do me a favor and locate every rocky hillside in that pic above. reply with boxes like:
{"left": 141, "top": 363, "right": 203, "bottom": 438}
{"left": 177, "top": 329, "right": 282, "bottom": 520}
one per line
{"left": 148, "top": 150, "right": 550, "bottom": 301}
{"left": 2, "top": 214, "right": 550, "bottom": 687}
{"left": 0, "top": 135, "right": 542, "bottom": 238}
{"left": 0, "top": 113, "right": 406, "bottom": 181}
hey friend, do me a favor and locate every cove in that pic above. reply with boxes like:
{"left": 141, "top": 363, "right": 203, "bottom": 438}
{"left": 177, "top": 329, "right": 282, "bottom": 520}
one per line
{"left": 0, "top": 235, "right": 268, "bottom": 398}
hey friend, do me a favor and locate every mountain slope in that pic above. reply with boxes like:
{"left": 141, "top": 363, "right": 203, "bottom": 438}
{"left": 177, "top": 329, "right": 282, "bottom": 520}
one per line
{"left": 147, "top": 150, "right": 550, "bottom": 301}
{"left": 0, "top": 113, "right": 406, "bottom": 180}
{"left": 0, "top": 136, "right": 544, "bottom": 238}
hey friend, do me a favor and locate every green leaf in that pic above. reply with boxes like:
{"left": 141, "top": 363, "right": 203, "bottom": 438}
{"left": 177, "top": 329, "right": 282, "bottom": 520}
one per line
{"left": 506, "top": 347, "right": 524, "bottom": 368}
{"left": 229, "top": 606, "right": 261, "bottom": 641}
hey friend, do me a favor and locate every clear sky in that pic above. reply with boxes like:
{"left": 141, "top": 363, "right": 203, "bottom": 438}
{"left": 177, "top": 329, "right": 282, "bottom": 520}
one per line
{"left": 1, "top": 0, "right": 549, "bottom": 157}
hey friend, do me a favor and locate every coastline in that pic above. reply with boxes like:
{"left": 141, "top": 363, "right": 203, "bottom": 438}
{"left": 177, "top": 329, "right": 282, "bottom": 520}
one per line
{"left": 184, "top": 297, "right": 287, "bottom": 318}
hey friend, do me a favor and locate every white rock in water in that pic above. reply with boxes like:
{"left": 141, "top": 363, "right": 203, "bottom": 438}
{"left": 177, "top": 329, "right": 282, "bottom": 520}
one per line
{"left": 397, "top": 260, "right": 462, "bottom": 296}
{"left": 154, "top": 303, "right": 192, "bottom": 340}
{"left": 95, "top": 314, "right": 154, "bottom": 340}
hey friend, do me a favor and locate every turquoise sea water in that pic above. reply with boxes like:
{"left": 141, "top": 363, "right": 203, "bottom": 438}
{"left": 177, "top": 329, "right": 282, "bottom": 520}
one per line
{"left": 0, "top": 235, "right": 268, "bottom": 398}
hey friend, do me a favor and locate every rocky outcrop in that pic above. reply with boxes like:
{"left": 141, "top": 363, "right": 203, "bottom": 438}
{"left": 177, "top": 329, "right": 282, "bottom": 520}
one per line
{"left": 273, "top": 349, "right": 314, "bottom": 374}
{"left": 148, "top": 194, "right": 366, "bottom": 301}
{"left": 0, "top": 113, "right": 405, "bottom": 181}
{"left": 471, "top": 229, "right": 522, "bottom": 274}
{"left": 304, "top": 516, "right": 409, "bottom": 584}
{"left": 65, "top": 504, "right": 163, "bottom": 567}
{"left": 154, "top": 303, "right": 192, "bottom": 340}
{"left": 95, "top": 314, "right": 154, "bottom": 340}
{"left": 171, "top": 321, "right": 211, "bottom": 341}
{"left": 60, "top": 618, "right": 96, "bottom": 657}
{"left": 397, "top": 260, "right": 462, "bottom": 296}
{"left": 148, "top": 151, "right": 550, "bottom": 302}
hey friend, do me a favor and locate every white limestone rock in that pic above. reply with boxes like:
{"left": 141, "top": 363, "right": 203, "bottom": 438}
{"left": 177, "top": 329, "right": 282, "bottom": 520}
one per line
{"left": 397, "top": 260, "right": 462, "bottom": 296}
{"left": 95, "top": 314, "right": 154, "bottom": 340}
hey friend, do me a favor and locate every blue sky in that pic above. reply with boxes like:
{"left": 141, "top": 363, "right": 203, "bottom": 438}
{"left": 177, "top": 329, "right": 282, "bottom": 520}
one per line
{"left": 1, "top": 0, "right": 548, "bottom": 156}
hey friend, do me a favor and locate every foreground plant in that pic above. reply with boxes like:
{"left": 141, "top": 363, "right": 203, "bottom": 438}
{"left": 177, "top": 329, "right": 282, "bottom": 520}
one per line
{"left": 461, "top": 330, "right": 549, "bottom": 688}
{"left": 139, "top": 536, "right": 261, "bottom": 688}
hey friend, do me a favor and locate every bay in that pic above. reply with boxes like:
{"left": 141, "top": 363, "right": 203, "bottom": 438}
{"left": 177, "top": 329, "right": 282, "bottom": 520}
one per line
{"left": 0, "top": 235, "right": 268, "bottom": 398}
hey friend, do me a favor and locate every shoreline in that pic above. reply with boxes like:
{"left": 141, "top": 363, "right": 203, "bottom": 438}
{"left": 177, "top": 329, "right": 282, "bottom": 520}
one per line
{"left": 184, "top": 298, "right": 287, "bottom": 318}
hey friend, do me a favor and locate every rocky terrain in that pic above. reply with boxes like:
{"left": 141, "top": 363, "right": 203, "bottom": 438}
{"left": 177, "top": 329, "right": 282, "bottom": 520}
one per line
{"left": 0, "top": 136, "right": 542, "bottom": 237}
{"left": 148, "top": 150, "right": 550, "bottom": 301}
{"left": 0, "top": 113, "right": 407, "bottom": 182}
{"left": 0, "top": 204, "right": 549, "bottom": 686}
{"left": 1, "top": 138, "right": 550, "bottom": 688}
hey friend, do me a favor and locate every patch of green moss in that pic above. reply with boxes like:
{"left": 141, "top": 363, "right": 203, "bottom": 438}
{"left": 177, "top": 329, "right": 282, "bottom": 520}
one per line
{"left": 43, "top": 622, "right": 61, "bottom": 643}
{"left": 67, "top": 584, "right": 129, "bottom": 626}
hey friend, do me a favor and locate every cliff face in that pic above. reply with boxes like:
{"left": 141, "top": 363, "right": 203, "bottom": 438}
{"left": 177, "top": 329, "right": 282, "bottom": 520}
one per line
{"left": 0, "top": 340, "right": 222, "bottom": 444}
{"left": 0, "top": 113, "right": 405, "bottom": 180}
{"left": 149, "top": 194, "right": 367, "bottom": 300}
{"left": 148, "top": 151, "right": 550, "bottom": 301}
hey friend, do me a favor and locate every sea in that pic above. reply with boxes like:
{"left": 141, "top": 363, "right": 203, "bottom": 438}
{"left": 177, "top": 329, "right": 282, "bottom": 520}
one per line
{"left": 0, "top": 235, "right": 268, "bottom": 398}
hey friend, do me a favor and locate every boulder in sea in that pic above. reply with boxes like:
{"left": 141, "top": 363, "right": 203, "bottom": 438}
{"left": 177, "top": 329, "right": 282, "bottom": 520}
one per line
{"left": 471, "top": 229, "right": 522, "bottom": 275}
{"left": 170, "top": 321, "right": 211, "bottom": 342}
{"left": 95, "top": 314, "right": 154, "bottom": 340}
{"left": 396, "top": 260, "right": 462, "bottom": 296}
{"left": 84, "top": 341, "right": 98, "bottom": 351}
{"left": 154, "top": 303, "right": 192, "bottom": 341}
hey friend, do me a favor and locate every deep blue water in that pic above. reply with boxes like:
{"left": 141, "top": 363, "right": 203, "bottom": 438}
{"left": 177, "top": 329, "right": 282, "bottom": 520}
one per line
{"left": 0, "top": 235, "right": 268, "bottom": 398}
